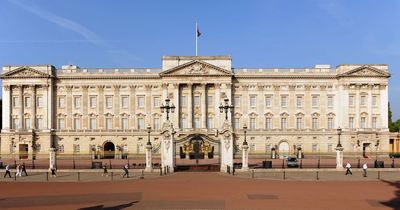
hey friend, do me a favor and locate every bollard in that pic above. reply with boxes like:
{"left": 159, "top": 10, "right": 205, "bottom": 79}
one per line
{"left": 317, "top": 159, "right": 320, "bottom": 169}
{"left": 283, "top": 170, "right": 286, "bottom": 180}
{"left": 251, "top": 169, "right": 254, "bottom": 179}
{"left": 357, "top": 159, "right": 360, "bottom": 168}
{"left": 78, "top": 172, "right": 80, "bottom": 181}
{"left": 392, "top": 158, "right": 395, "bottom": 168}
{"left": 109, "top": 159, "right": 112, "bottom": 169}
{"left": 73, "top": 159, "right": 76, "bottom": 169}
{"left": 164, "top": 167, "right": 166, "bottom": 175}
{"left": 378, "top": 171, "right": 380, "bottom": 180}
{"left": 111, "top": 172, "right": 114, "bottom": 181}
{"left": 282, "top": 159, "right": 285, "bottom": 169}
{"left": 316, "top": 171, "right": 319, "bottom": 180}
{"left": 14, "top": 172, "right": 17, "bottom": 181}
{"left": 32, "top": 159, "right": 35, "bottom": 169}
{"left": 46, "top": 172, "right": 49, "bottom": 181}
{"left": 232, "top": 167, "right": 235, "bottom": 176}
{"left": 160, "top": 167, "right": 162, "bottom": 176}
{"left": 300, "top": 159, "right": 302, "bottom": 169}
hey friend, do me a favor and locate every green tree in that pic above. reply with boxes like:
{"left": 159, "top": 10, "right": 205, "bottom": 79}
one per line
{"left": 389, "top": 103, "right": 400, "bottom": 132}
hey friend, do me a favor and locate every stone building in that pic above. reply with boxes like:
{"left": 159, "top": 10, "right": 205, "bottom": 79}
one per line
{"left": 0, "top": 56, "right": 391, "bottom": 161}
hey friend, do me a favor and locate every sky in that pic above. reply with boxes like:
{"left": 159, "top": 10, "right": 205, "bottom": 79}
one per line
{"left": 0, "top": 0, "right": 399, "bottom": 119}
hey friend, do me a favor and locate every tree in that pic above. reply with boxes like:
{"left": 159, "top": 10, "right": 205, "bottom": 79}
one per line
{"left": 389, "top": 103, "right": 400, "bottom": 132}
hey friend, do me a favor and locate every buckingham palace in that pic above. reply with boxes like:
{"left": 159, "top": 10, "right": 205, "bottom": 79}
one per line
{"left": 0, "top": 55, "right": 391, "bottom": 162}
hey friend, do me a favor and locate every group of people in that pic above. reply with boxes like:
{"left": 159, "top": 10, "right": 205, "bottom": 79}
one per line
{"left": 345, "top": 162, "right": 368, "bottom": 177}
{"left": 101, "top": 163, "right": 130, "bottom": 178}
{"left": 3, "top": 163, "right": 28, "bottom": 178}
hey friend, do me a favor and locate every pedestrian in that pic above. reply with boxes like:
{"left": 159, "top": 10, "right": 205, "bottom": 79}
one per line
{"left": 4, "top": 164, "right": 11, "bottom": 178}
{"left": 51, "top": 167, "right": 57, "bottom": 178}
{"left": 102, "top": 164, "right": 108, "bottom": 176}
{"left": 345, "top": 162, "right": 352, "bottom": 175}
{"left": 363, "top": 163, "right": 368, "bottom": 177}
{"left": 22, "top": 162, "right": 28, "bottom": 176}
{"left": 16, "top": 164, "right": 22, "bottom": 177}
{"left": 123, "top": 163, "right": 129, "bottom": 178}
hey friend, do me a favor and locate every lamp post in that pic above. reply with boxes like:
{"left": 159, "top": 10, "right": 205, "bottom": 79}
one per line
{"left": 145, "top": 124, "right": 153, "bottom": 171}
{"left": 375, "top": 133, "right": 380, "bottom": 161}
{"left": 49, "top": 128, "right": 57, "bottom": 170}
{"left": 219, "top": 98, "right": 234, "bottom": 121}
{"left": 160, "top": 98, "right": 175, "bottom": 121}
{"left": 241, "top": 124, "right": 249, "bottom": 171}
{"left": 336, "top": 127, "right": 342, "bottom": 148}
{"left": 335, "top": 127, "right": 344, "bottom": 170}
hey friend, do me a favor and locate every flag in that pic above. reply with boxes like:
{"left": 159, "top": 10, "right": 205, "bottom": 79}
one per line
{"left": 197, "top": 23, "right": 201, "bottom": 37}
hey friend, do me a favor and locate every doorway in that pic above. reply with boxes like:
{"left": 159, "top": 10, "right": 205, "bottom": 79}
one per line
{"left": 363, "top": 143, "right": 371, "bottom": 158}
{"left": 103, "top": 142, "right": 115, "bottom": 159}
{"left": 19, "top": 144, "right": 28, "bottom": 159}
{"left": 278, "top": 142, "right": 290, "bottom": 158}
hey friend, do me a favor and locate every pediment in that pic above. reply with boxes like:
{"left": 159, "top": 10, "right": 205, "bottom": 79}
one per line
{"left": 1, "top": 66, "right": 51, "bottom": 78}
{"left": 339, "top": 65, "right": 390, "bottom": 77}
{"left": 160, "top": 60, "right": 232, "bottom": 76}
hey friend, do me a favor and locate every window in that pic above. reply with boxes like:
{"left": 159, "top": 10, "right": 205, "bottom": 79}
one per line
{"left": 312, "top": 144, "right": 318, "bottom": 153}
{"left": 296, "top": 117, "right": 303, "bottom": 129}
{"left": 265, "top": 96, "right": 272, "bottom": 108}
{"left": 36, "top": 118, "right": 43, "bottom": 129}
{"left": 250, "top": 118, "right": 256, "bottom": 130}
{"left": 90, "top": 118, "right": 97, "bottom": 129}
{"left": 58, "top": 118, "right": 65, "bottom": 129}
{"left": 250, "top": 143, "right": 256, "bottom": 153}
{"left": 12, "top": 96, "right": 19, "bottom": 107}
{"left": 122, "top": 118, "right": 129, "bottom": 129}
{"left": 153, "top": 118, "right": 160, "bottom": 130}
{"left": 121, "top": 96, "right": 129, "bottom": 108}
{"left": 137, "top": 118, "right": 145, "bottom": 130}
{"left": 312, "top": 96, "right": 318, "bottom": 107}
{"left": 58, "top": 97, "right": 65, "bottom": 108}
{"left": 250, "top": 95, "right": 256, "bottom": 108}
{"left": 105, "top": 96, "right": 113, "bottom": 108}
{"left": 73, "top": 144, "right": 80, "bottom": 154}
{"left": 12, "top": 118, "right": 19, "bottom": 129}
{"left": 180, "top": 95, "right": 187, "bottom": 107}
{"left": 24, "top": 97, "right": 31, "bottom": 108}
{"left": 372, "top": 96, "right": 378, "bottom": 106}
{"left": 360, "top": 96, "right": 367, "bottom": 106}
{"left": 349, "top": 96, "right": 354, "bottom": 106}
{"left": 328, "top": 96, "right": 334, "bottom": 107}
{"left": 281, "top": 96, "right": 287, "bottom": 107}
{"left": 234, "top": 118, "right": 240, "bottom": 129}
{"left": 281, "top": 118, "right": 287, "bottom": 129}
{"left": 296, "top": 96, "right": 303, "bottom": 108}
{"left": 89, "top": 96, "right": 97, "bottom": 108}
{"left": 73, "top": 118, "right": 81, "bottom": 130}
{"left": 312, "top": 118, "right": 318, "bottom": 129}
{"left": 74, "top": 96, "right": 81, "bottom": 108}
{"left": 194, "top": 96, "right": 200, "bottom": 107}
{"left": 153, "top": 96, "right": 160, "bottom": 107}
{"left": 360, "top": 117, "right": 366, "bottom": 129}
{"left": 24, "top": 118, "right": 30, "bottom": 129}
{"left": 207, "top": 117, "right": 214, "bottom": 129}
{"left": 59, "top": 145, "right": 64, "bottom": 153}
{"left": 181, "top": 117, "right": 188, "bottom": 129}
{"left": 37, "top": 96, "right": 43, "bottom": 108}
{"left": 372, "top": 117, "right": 377, "bottom": 129}
{"left": 106, "top": 118, "right": 113, "bottom": 129}
{"left": 349, "top": 117, "right": 354, "bottom": 129}
{"left": 137, "top": 96, "right": 145, "bottom": 108}
{"left": 194, "top": 117, "right": 200, "bottom": 128}
{"left": 234, "top": 96, "right": 241, "bottom": 107}
{"left": 265, "top": 118, "right": 272, "bottom": 129}
{"left": 328, "top": 144, "right": 333, "bottom": 153}
{"left": 328, "top": 118, "right": 334, "bottom": 129}
{"left": 207, "top": 96, "right": 213, "bottom": 107}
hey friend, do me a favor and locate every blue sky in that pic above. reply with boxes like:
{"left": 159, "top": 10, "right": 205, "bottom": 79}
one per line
{"left": 0, "top": 0, "right": 399, "bottom": 119}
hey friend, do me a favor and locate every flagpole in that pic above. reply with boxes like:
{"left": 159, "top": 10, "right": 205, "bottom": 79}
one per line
{"left": 196, "top": 20, "right": 198, "bottom": 56}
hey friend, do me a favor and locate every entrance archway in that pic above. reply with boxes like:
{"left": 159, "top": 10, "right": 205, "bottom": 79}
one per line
{"left": 278, "top": 142, "right": 290, "bottom": 159}
{"left": 103, "top": 142, "right": 115, "bottom": 159}
{"left": 363, "top": 143, "right": 372, "bottom": 158}
{"left": 19, "top": 144, "right": 28, "bottom": 159}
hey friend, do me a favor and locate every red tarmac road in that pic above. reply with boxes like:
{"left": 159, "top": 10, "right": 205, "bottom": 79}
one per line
{"left": 0, "top": 172, "right": 399, "bottom": 210}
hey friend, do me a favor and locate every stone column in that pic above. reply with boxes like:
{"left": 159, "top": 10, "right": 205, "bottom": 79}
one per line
{"left": 336, "top": 146, "right": 344, "bottom": 170}
{"left": 367, "top": 84, "right": 373, "bottom": 128}
{"left": 129, "top": 85, "right": 136, "bottom": 129}
{"left": 31, "top": 85, "right": 36, "bottom": 129}
{"left": 113, "top": 85, "right": 121, "bottom": 129}
{"left": 18, "top": 85, "right": 24, "bottom": 129}
{"left": 187, "top": 83, "right": 193, "bottom": 129}
{"left": 241, "top": 143, "right": 249, "bottom": 171}
{"left": 201, "top": 84, "right": 207, "bottom": 128}
{"left": 145, "top": 142, "right": 153, "bottom": 172}
{"left": 355, "top": 84, "right": 360, "bottom": 129}
{"left": 219, "top": 122, "right": 233, "bottom": 172}
{"left": 2, "top": 85, "right": 11, "bottom": 130}
{"left": 173, "top": 83, "right": 180, "bottom": 127}
{"left": 161, "top": 121, "right": 175, "bottom": 172}
{"left": 145, "top": 85, "right": 152, "bottom": 127}
{"left": 98, "top": 85, "right": 105, "bottom": 129}
{"left": 49, "top": 147, "right": 57, "bottom": 169}
{"left": 48, "top": 83, "right": 54, "bottom": 130}
{"left": 214, "top": 84, "right": 221, "bottom": 128}
{"left": 380, "top": 84, "right": 389, "bottom": 129}
{"left": 82, "top": 85, "right": 89, "bottom": 129}
{"left": 66, "top": 85, "right": 73, "bottom": 129}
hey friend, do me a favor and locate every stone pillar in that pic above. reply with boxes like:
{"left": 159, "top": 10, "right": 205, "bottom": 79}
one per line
{"left": 201, "top": 84, "right": 207, "bottom": 128}
{"left": 113, "top": 85, "right": 121, "bottom": 129}
{"left": 219, "top": 121, "right": 233, "bottom": 172}
{"left": 82, "top": 85, "right": 89, "bottom": 129}
{"left": 66, "top": 85, "right": 73, "bottom": 129}
{"left": 129, "top": 85, "right": 136, "bottom": 129}
{"left": 355, "top": 84, "right": 360, "bottom": 129}
{"left": 241, "top": 143, "right": 249, "bottom": 171}
{"left": 31, "top": 85, "right": 36, "bottom": 129}
{"left": 187, "top": 83, "right": 193, "bottom": 129}
{"left": 172, "top": 83, "right": 180, "bottom": 127}
{"left": 49, "top": 147, "right": 57, "bottom": 169}
{"left": 380, "top": 84, "right": 389, "bottom": 129}
{"left": 2, "top": 85, "right": 11, "bottom": 130}
{"left": 336, "top": 146, "right": 344, "bottom": 170}
{"left": 145, "top": 85, "right": 152, "bottom": 127}
{"left": 48, "top": 83, "right": 54, "bottom": 130}
{"left": 18, "top": 85, "right": 24, "bottom": 129}
{"left": 161, "top": 121, "right": 175, "bottom": 172}
{"left": 215, "top": 84, "right": 221, "bottom": 128}
{"left": 145, "top": 143, "right": 153, "bottom": 172}
{"left": 98, "top": 85, "right": 105, "bottom": 129}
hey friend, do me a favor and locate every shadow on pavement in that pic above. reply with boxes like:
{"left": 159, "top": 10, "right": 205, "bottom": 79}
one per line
{"left": 380, "top": 180, "right": 400, "bottom": 209}
{"left": 78, "top": 201, "right": 138, "bottom": 210}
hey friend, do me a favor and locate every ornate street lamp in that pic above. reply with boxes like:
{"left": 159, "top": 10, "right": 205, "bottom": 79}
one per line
{"left": 219, "top": 98, "right": 234, "bottom": 120}
{"left": 336, "top": 127, "right": 342, "bottom": 148}
{"left": 243, "top": 124, "right": 248, "bottom": 146}
{"left": 160, "top": 98, "right": 175, "bottom": 121}
{"left": 147, "top": 124, "right": 152, "bottom": 146}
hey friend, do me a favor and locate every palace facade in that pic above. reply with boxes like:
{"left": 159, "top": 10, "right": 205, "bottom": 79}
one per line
{"left": 0, "top": 56, "right": 391, "bottom": 160}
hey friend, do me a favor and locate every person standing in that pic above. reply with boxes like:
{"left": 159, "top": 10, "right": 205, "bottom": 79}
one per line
{"left": 22, "top": 162, "right": 28, "bottom": 176}
{"left": 122, "top": 163, "right": 129, "bottom": 178}
{"left": 16, "top": 164, "right": 22, "bottom": 177}
{"left": 345, "top": 162, "right": 352, "bottom": 175}
{"left": 4, "top": 164, "right": 11, "bottom": 178}
{"left": 363, "top": 163, "right": 368, "bottom": 177}
{"left": 102, "top": 164, "right": 108, "bottom": 177}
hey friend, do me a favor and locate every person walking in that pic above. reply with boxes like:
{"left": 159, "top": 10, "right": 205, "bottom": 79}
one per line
{"left": 102, "top": 164, "right": 109, "bottom": 177}
{"left": 122, "top": 163, "right": 129, "bottom": 178}
{"left": 363, "top": 163, "right": 368, "bottom": 177}
{"left": 345, "top": 162, "right": 353, "bottom": 175}
{"left": 50, "top": 167, "right": 57, "bottom": 178}
{"left": 22, "top": 162, "right": 28, "bottom": 176}
{"left": 4, "top": 164, "right": 12, "bottom": 178}
{"left": 16, "top": 164, "right": 22, "bottom": 177}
